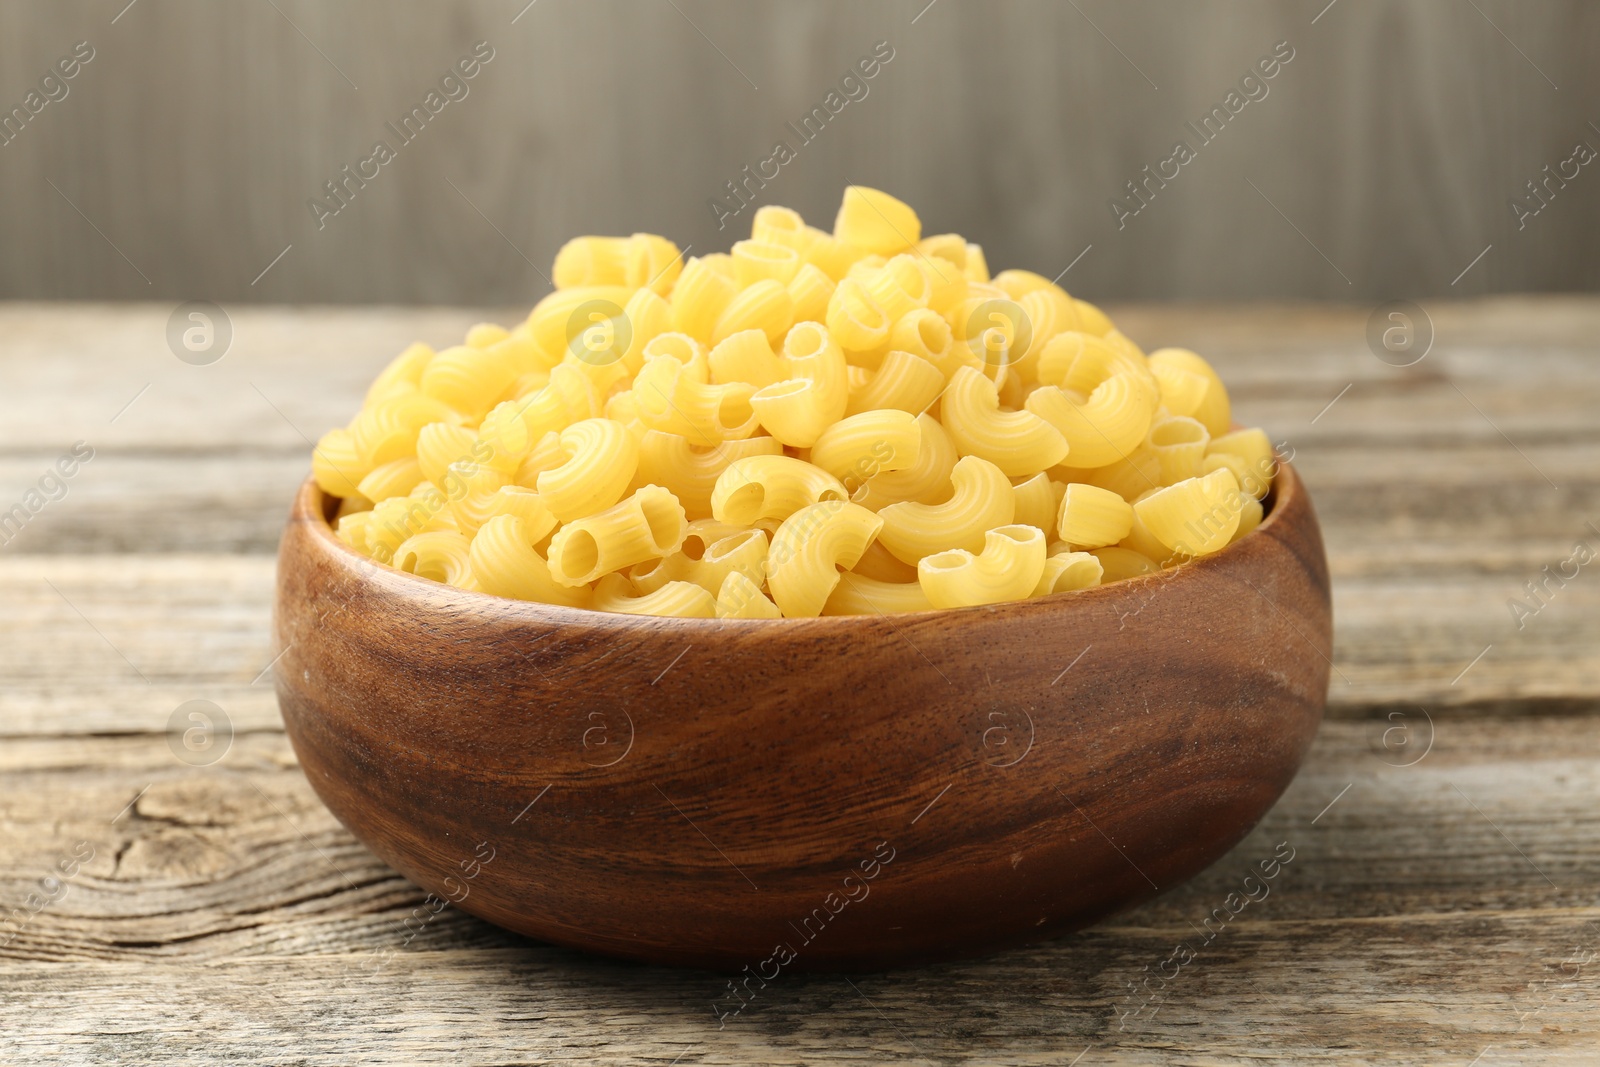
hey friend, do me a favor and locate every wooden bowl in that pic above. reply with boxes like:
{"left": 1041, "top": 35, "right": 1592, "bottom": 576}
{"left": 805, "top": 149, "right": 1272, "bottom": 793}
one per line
{"left": 273, "top": 461, "right": 1330, "bottom": 972}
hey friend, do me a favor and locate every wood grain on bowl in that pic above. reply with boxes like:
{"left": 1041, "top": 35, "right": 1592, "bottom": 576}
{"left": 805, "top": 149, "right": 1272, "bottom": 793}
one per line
{"left": 272, "top": 461, "right": 1330, "bottom": 972}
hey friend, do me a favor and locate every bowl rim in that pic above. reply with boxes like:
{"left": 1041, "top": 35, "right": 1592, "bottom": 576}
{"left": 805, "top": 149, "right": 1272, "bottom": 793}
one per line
{"left": 288, "top": 457, "right": 1307, "bottom": 631}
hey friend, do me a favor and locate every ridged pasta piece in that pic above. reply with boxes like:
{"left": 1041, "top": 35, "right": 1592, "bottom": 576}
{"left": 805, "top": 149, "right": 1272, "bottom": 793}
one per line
{"left": 888, "top": 308, "right": 957, "bottom": 378}
{"left": 365, "top": 342, "right": 434, "bottom": 406}
{"left": 876, "top": 454, "right": 1014, "bottom": 564}
{"left": 671, "top": 257, "right": 739, "bottom": 343}
{"left": 940, "top": 366, "right": 1068, "bottom": 476}
{"left": 443, "top": 461, "right": 511, "bottom": 535}
{"left": 634, "top": 431, "right": 783, "bottom": 520}
{"left": 822, "top": 571, "right": 934, "bottom": 615}
{"left": 469, "top": 514, "right": 590, "bottom": 607}
{"left": 629, "top": 523, "right": 768, "bottom": 595}
{"left": 1034, "top": 331, "right": 1159, "bottom": 410}
{"left": 524, "top": 286, "right": 635, "bottom": 365}
{"left": 801, "top": 226, "right": 864, "bottom": 280}
{"left": 552, "top": 235, "right": 629, "bottom": 288}
{"left": 709, "top": 330, "right": 784, "bottom": 389}
{"left": 1056, "top": 482, "right": 1135, "bottom": 549}
{"left": 1034, "top": 550, "right": 1103, "bottom": 596}
{"left": 313, "top": 427, "right": 371, "bottom": 498}
{"left": 990, "top": 269, "right": 1058, "bottom": 301}
{"left": 834, "top": 185, "right": 920, "bottom": 256}
{"left": 766, "top": 501, "right": 885, "bottom": 617}
{"left": 732, "top": 240, "right": 802, "bottom": 287}
{"left": 619, "top": 287, "right": 673, "bottom": 374}
{"left": 485, "top": 485, "right": 558, "bottom": 544}
{"left": 749, "top": 322, "right": 849, "bottom": 447}
{"left": 634, "top": 355, "right": 759, "bottom": 442}
{"left": 624, "top": 233, "right": 684, "bottom": 294}
{"left": 1066, "top": 444, "right": 1164, "bottom": 502}
{"left": 336, "top": 511, "right": 374, "bottom": 554}
{"left": 786, "top": 262, "right": 836, "bottom": 323}
{"left": 536, "top": 418, "right": 640, "bottom": 521}
{"left": 716, "top": 570, "right": 782, "bottom": 619}
{"left": 547, "top": 484, "right": 688, "bottom": 587}
{"left": 752, "top": 205, "right": 812, "bottom": 251}
{"left": 853, "top": 413, "right": 958, "bottom": 510}
{"left": 711, "top": 454, "right": 848, "bottom": 525}
{"left": 859, "top": 254, "right": 932, "bottom": 322}
{"left": 394, "top": 530, "right": 478, "bottom": 591}
{"left": 1090, "top": 545, "right": 1160, "bottom": 582}
{"left": 1132, "top": 468, "right": 1244, "bottom": 558}
{"left": 416, "top": 422, "right": 489, "bottom": 486}
{"left": 712, "top": 278, "right": 794, "bottom": 347}
{"left": 1147, "top": 415, "right": 1210, "bottom": 485}
{"left": 809, "top": 409, "right": 921, "bottom": 486}
{"left": 513, "top": 431, "right": 567, "bottom": 487}
{"left": 826, "top": 277, "right": 891, "bottom": 365}
{"left": 593, "top": 573, "right": 717, "bottom": 618}
{"left": 351, "top": 394, "right": 461, "bottom": 470}
{"left": 417, "top": 344, "right": 518, "bottom": 419}
{"left": 964, "top": 242, "right": 990, "bottom": 282}
{"left": 1024, "top": 375, "right": 1153, "bottom": 470}
{"left": 1207, "top": 428, "right": 1276, "bottom": 498}
{"left": 1011, "top": 472, "right": 1057, "bottom": 532}
{"left": 1014, "top": 287, "right": 1082, "bottom": 378}
{"left": 918, "top": 524, "right": 1047, "bottom": 609}
{"left": 845, "top": 349, "right": 945, "bottom": 417}
{"left": 1233, "top": 493, "right": 1264, "bottom": 541}
{"left": 1148, "top": 348, "right": 1232, "bottom": 436}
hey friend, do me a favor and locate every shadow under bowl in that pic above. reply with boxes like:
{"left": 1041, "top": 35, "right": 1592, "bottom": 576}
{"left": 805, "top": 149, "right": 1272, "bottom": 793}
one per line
{"left": 273, "top": 461, "right": 1331, "bottom": 972}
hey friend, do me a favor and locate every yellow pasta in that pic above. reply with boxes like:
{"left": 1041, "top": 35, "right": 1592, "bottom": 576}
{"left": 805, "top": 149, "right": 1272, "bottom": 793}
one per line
{"left": 940, "top": 366, "right": 1068, "bottom": 477}
{"left": 318, "top": 186, "right": 1278, "bottom": 616}
{"left": 394, "top": 530, "right": 478, "bottom": 591}
{"left": 1056, "top": 482, "right": 1135, "bottom": 549}
{"left": 845, "top": 349, "right": 945, "bottom": 418}
{"left": 1207, "top": 428, "right": 1277, "bottom": 498}
{"left": 786, "top": 262, "right": 836, "bottom": 324}
{"left": 918, "top": 525, "right": 1047, "bottom": 609}
{"left": 1147, "top": 415, "right": 1210, "bottom": 485}
{"left": 536, "top": 418, "right": 640, "bottom": 521}
{"left": 593, "top": 573, "right": 717, "bottom": 618}
{"left": 809, "top": 409, "right": 921, "bottom": 486}
{"left": 749, "top": 321, "right": 849, "bottom": 447}
{"left": 1131, "top": 468, "right": 1245, "bottom": 558}
{"left": 1011, "top": 472, "right": 1057, "bottom": 532}
{"left": 1034, "top": 550, "right": 1104, "bottom": 596}
{"left": 469, "top": 515, "right": 591, "bottom": 608}
{"left": 546, "top": 484, "right": 688, "bottom": 587}
{"left": 711, "top": 454, "right": 848, "bottom": 525}
{"left": 709, "top": 329, "right": 785, "bottom": 389}
{"left": 1148, "top": 348, "right": 1231, "bottom": 436}
{"left": 634, "top": 431, "right": 783, "bottom": 520}
{"left": 766, "top": 501, "right": 884, "bottom": 617}
{"left": 822, "top": 571, "right": 934, "bottom": 615}
{"left": 670, "top": 257, "right": 739, "bottom": 342}
{"left": 716, "top": 570, "right": 783, "bottom": 619}
{"left": 712, "top": 278, "right": 794, "bottom": 347}
{"left": 877, "top": 454, "right": 1014, "bottom": 564}
{"left": 854, "top": 412, "right": 959, "bottom": 510}
{"left": 825, "top": 277, "right": 892, "bottom": 365}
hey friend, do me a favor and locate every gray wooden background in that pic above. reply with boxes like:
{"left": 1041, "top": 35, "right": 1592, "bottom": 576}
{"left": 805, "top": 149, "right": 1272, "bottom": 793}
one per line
{"left": 2, "top": 0, "right": 1597, "bottom": 306}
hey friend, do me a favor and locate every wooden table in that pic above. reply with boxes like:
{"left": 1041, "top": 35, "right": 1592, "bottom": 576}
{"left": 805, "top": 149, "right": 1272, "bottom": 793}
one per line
{"left": 2, "top": 298, "right": 1596, "bottom": 1065}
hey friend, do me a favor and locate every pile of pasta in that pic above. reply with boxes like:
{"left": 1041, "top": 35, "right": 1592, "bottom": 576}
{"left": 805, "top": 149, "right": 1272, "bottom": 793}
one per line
{"left": 316, "top": 186, "right": 1277, "bottom": 619}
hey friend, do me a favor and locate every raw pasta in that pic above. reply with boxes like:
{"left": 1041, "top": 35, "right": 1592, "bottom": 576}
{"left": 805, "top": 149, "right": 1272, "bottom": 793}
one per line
{"left": 317, "top": 186, "right": 1279, "bottom": 617}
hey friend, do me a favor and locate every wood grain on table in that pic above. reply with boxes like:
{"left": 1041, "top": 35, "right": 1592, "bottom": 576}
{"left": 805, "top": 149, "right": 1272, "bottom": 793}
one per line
{"left": 1, "top": 298, "right": 1596, "bottom": 1065}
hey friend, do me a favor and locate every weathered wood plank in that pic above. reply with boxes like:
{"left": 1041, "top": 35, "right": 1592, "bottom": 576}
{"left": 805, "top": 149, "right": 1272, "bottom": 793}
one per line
{"left": 1, "top": 719, "right": 1596, "bottom": 1064}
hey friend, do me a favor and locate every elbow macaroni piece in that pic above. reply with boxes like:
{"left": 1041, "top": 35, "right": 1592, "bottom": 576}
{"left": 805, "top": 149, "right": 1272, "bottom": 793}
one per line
{"left": 319, "top": 187, "right": 1278, "bottom": 615}
{"left": 766, "top": 501, "right": 884, "bottom": 617}
{"left": 941, "top": 366, "right": 1069, "bottom": 476}
{"left": 712, "top": 454, "right": 849, "bottom": 525}
{"left": 547, "top": 484, "right": 688, "bottom": 586}
{"left": 877, "top": 454, "right": 1014, "bottom": 564}
{"left": 918, "top": 525, "right": 1047, "bottom": 609}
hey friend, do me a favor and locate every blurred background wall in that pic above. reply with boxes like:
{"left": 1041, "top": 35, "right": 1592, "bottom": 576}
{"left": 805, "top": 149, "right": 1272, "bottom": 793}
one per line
{"left": 1, "top": 0, "right": 1597, "bottom": 306}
